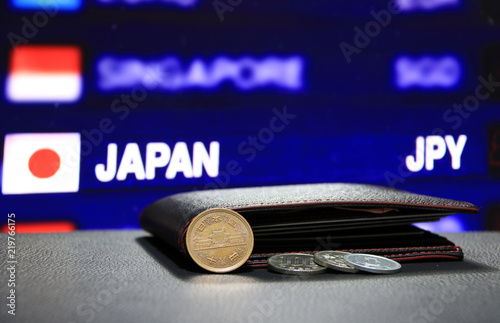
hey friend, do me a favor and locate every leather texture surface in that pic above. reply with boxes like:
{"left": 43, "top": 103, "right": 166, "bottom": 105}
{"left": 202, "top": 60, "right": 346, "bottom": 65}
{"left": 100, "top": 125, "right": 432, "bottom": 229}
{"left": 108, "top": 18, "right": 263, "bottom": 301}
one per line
{"left": 0, "top": 230, "right": 498, "bottom": 323}
{"left": 140, "top": 183, "right": 478, "bottom": 255}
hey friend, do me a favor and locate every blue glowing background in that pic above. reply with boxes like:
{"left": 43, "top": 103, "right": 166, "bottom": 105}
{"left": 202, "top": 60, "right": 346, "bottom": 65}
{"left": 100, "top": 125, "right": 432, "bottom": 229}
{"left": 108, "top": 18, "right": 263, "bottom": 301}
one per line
{"left": 1, "top": 0, "right": 499, "bottom": 232}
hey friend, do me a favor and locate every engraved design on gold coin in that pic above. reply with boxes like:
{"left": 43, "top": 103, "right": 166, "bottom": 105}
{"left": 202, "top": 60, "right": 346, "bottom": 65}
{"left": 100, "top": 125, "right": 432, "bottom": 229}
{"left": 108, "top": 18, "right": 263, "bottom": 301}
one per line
{"left": 186, "top": 208, "right": 254, "bottom": 273}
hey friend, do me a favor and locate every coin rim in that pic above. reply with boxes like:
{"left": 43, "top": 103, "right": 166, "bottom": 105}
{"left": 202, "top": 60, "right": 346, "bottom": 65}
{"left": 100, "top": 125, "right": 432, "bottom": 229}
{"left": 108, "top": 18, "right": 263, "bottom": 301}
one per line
{"left": 267, "top": 253, "right": 327, "bottom": 275}
{"left": 186, "top": 208, "right": 254, "bottom": 273}
{"left": 313, "top": 251, "right": 359, "bottom": 273}
{"left": 343, "top": 253, "right": 401, "bottom": 274}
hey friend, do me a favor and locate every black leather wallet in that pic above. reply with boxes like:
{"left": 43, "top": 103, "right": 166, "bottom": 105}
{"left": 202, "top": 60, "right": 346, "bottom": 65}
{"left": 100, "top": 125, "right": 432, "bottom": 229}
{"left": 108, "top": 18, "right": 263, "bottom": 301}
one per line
{"left": 140, "top": 183, "right": 478, "bottom": 269}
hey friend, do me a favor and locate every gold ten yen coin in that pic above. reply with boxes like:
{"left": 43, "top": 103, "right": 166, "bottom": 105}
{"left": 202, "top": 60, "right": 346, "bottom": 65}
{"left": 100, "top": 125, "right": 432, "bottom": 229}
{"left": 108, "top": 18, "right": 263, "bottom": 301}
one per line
{"left": 186, "top": 208, "right": 254, "bottom": 273}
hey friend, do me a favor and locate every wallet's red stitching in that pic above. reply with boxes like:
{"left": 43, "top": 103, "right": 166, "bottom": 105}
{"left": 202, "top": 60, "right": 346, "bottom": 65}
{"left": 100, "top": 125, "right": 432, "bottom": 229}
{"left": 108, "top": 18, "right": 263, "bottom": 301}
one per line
{"left": 249, "top": 245, "right": 458, "bottom": 257}
{"left": 246, "top": 249, "right": 461, "bottom": 264}
{"left": 385, "top": 249, "right": 461, "bottom": 258}
{"left": 339, "top": 245, "right": 457, "bottom": 252}
{"left": 394, "top": 255, "right": 460, "bottom": 262}
{"left": 223, "top": 198, "right": 475, "bottom": 209}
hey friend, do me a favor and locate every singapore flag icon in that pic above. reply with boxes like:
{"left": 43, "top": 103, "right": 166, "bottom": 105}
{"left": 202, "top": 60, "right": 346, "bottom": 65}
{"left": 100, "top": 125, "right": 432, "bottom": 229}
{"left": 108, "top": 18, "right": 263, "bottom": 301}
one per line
{"left": 2, "top": 133, "right": 81, "bottom": 195}
{"left": 5, "top": 45, "right": 82, "bottom": 103}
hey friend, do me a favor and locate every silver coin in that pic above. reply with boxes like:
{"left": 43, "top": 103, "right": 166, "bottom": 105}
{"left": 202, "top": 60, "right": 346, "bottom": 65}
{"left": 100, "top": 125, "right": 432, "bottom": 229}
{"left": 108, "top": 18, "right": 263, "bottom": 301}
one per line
{"left": 344, "top": 254, "right": 401, "bottom": 274}
{"left": 314, "top": 251, "right": 358, "bottom": 273}
{"left": 267, "top": 253, "right": 327, "bottom": 275}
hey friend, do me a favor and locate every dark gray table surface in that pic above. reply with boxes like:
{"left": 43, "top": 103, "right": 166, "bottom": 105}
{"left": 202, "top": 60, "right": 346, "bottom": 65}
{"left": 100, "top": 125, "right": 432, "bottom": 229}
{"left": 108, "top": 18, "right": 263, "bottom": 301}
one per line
{"left": 1, "top": 231, "right": 499, "bottom": 323}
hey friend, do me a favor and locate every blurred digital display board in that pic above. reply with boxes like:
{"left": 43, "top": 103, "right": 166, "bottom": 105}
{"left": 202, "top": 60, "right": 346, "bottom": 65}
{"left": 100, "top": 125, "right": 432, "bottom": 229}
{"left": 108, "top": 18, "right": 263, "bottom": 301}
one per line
{"left": 1, "top": 0, "right": 499, "bottom": 232}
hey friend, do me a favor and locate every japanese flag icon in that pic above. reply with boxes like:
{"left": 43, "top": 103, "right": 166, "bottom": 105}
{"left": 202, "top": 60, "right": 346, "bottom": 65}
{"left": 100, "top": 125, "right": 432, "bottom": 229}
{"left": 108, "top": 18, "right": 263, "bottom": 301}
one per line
{"left": 2, "top": 133, "right": 81, "bottom": 194}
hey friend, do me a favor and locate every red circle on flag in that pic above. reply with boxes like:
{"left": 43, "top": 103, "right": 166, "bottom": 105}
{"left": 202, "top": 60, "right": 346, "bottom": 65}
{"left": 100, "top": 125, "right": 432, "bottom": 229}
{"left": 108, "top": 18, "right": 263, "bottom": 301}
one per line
{"left": 28, "top": 149, "right": 61, "bottom": 179}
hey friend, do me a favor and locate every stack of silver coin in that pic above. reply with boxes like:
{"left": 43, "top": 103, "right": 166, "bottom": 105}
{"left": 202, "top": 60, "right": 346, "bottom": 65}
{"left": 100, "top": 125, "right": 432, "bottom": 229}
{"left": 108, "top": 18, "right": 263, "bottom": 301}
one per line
{"left": 267, "top": 251, "right": 401, "bottom": 275}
